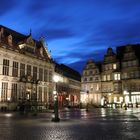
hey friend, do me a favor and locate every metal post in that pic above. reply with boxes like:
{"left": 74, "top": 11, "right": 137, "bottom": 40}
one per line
{"left": 52, "top": 82, "right": 60, "bottom": 122}
{"left": 86, "top": 91, "right": 89, "bottom": 112}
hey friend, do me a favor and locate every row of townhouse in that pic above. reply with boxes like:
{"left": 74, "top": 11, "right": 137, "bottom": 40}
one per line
{"left": 81, "top": 45, "right": 140, "bottom": 107}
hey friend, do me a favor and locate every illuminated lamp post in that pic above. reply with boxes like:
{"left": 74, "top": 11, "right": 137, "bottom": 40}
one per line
{"left": 7, "top": 97, "right": 10, "bottom": 111}
{"left": 123, "top": 90, "right": 129, "bottom": 110}
{"left": 52, "top": 75, "right": 60, "bottom": 122}
{"left": 86, "top": 91, "right": 89, "bottom": 111}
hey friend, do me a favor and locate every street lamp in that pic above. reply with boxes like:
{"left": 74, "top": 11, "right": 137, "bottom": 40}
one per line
{"left": 52, "top": 75, "right": 60, "bottom": 122}
{"left": 7, "top": 97, "right": 10, "bottom": 111}
{"left": 86, "top": 91, "right": 89, "bottom": 111}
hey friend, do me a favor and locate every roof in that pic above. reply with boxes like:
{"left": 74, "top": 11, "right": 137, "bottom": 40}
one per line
{"left": 55, "top": 63, "right": 81, "bottom": 81}
{"left": 0, "top": 25, "right": 52, "bottom": 62}
{"left": 117, "top": 44, "right": 140, "bottom": 60}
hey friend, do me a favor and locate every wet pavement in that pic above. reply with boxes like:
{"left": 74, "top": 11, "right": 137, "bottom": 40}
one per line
{"left": 0, "top": 108, "right": 140, "bottom": 140}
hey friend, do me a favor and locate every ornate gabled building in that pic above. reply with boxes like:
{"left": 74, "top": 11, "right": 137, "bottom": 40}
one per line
{"left": 81, "top": 45, "right": 140, "bottom": 107}
{"left": 0, "top": 25, "right": 54, "bottom": 110}
{"left": 101, "top": 48, "right": 122, "bottom": 105}
{"left": 117, "top": 45, "right": 140, "bottom": 105}
{"left": 81, "top": 59, "right": 101, "bottom": 106}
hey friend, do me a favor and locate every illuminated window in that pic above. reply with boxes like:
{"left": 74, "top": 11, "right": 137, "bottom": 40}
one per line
{"left": 103, "top": 75, "right": 106, "bottom": 81}
{"left": 107, "top": 75, "right": 110, "bottom": 81}
{"left": 114, "top": 74, "right": 120, "bottom": 80}
{"left": 114, "top": 97, "right": 117, "bottom": 103}
{"left": 96, "top": 84, "right": 99, "bottom": 91}
{"left": 113, "top": 64, "right": 117, "bottom": 69}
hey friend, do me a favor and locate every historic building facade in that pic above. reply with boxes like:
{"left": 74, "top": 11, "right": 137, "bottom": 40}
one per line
{"left": 81, "top": 45, "right": 140, "bottom": 107}
{"left": 0, "top": 25, "right": 54, "bottom": 110}
{"left": 117, "top": 45, "right": 140, "bottom": 105}
{"left": 81, "top": 60, "right": 101, "bottom": 106}
{"left": 101, "top": 48, "right": 122, "bottom": 106}
{"left": 54, "top": 64, "right": 81, "bottom": 108}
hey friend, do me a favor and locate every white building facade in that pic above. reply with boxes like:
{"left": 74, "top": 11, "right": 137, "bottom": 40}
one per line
{"left": 0, "top": 25, "right": 54, "bottom": 110}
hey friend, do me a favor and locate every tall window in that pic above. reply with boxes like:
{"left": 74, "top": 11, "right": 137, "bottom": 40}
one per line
{"left": 33, "top": 66, "right": 37, "bottom": 81}
{"left": 12, "top": 61, "right": 18, "bottom": 77}
{"left": 44, "top": 69, "right": 48, "bottom": 82}
{"left": 113, "top": 64, "right": 117, "bottom": 69}
{"left": 11, "top": 83, "right": 17, "bottom": 102}
{"left": 44, "top": 87, "right": 48, "bottom": 102}
{"left": 49, "top": 71, "right": 52, "bottom": 82}
{"left": 38, "top": 87, "right": 42, "bottom": 102}
{"left": 3, "top": 59, "right": 9, "bottom": 76}
{"left": 27, "top": 65, "right": 31, "bottom": 76}
{"left": 39, "top": 68, "right": 43, "bottom": 81}
{"left": 114, "top": 74, "right": 120, "bottom": 80}
{"left": 103, "top": 75, "right": 106, "bottom": 81}
{"left": 1, "top": 82, "right": 8, "bottom": 102}
{"left": 20, "top": 63, "right": 25, "bottom": 77}
{"left": 107, "top": 75, "right": 110, "bottom": 81}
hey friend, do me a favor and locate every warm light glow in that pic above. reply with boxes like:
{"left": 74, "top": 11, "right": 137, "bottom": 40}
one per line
{"left": 80, "top": 93, "right": 87, "bottom": 103}
{"left": 125, "top": 96, "right": 129, "bottom": 103}
{"left": 123, "top": 90, "right": 129, "bottom": 95}
{"left": 53, "top": 75, "right": 59, "bottom": 82}
{"left": 114, "top": 97, "right": 117, "bottom": 103}
{"left": 113, "top": 64, "right": 117, "bottom": 69}
{"left": 53, "top": 91, "right": 57, "bottom": 95}
{"left": 101, "top": 97, "right": 104, "bottom": 106}
{"left": 66, "top": 97, "right": 69, "bottom": 100}
{"left": 7, "top": 97, "right": 10, "bottom": 101}
{"left": 119, "top": 97, "right": 123, "bottom": 102}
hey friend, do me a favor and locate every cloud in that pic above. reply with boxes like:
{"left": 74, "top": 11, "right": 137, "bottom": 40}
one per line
{"left": 43, "top": 28, "right": 75, "bottom": 41}
{"left": 1, "top": 0, "right": 140, "bottom": 73}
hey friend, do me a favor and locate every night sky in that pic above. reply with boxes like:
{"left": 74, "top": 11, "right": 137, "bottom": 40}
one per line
{"left": 1, "top": 0, "right": 140, "bottom": 73}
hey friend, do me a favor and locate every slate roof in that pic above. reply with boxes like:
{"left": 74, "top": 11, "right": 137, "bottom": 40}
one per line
{"left": 0, "top": 25, "right": 52, "bottom": 62}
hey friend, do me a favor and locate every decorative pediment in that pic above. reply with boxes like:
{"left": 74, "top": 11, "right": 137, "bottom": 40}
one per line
{"left": 26, "top": 36, "right": 36, "bottom": 46}
{"left": 107, "top": 48, "right": 113, "bottom": 55}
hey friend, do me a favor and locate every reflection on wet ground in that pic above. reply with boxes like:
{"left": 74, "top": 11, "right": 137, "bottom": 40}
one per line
{"left": 0, "top": 108, "right": 140, "bottom": 140}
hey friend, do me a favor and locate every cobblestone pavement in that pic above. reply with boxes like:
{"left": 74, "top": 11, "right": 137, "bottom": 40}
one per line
{"left": 0, "top": 108, "right": 140, "bottom": 140}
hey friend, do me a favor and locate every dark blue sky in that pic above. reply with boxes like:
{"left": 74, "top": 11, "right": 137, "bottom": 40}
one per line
{"left": 1, "top": 0, "right": 140, "bottom": 73}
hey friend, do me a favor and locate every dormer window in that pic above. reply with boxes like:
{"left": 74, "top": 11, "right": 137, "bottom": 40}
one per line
{"left": 8, "top": 35, "right": 13, "bottom": 46}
